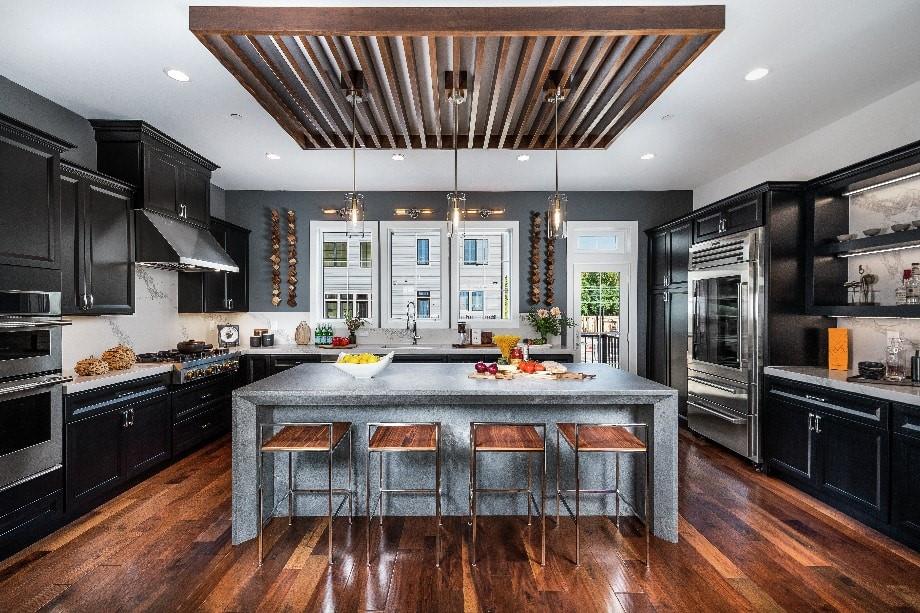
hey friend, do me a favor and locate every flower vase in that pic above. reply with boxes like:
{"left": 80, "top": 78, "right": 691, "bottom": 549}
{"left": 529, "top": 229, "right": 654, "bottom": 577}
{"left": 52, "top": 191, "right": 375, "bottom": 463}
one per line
{"left": 348, "top": 333, "right": 357, "bottom": 345}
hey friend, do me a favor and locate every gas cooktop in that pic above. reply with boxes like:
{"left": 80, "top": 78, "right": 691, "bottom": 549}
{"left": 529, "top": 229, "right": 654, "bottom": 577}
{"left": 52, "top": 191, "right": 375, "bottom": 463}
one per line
{"left": 136, "top": 348, "right": 241, "bottom": 384}
{"left": 136, "top": 348, "right": 232, "bottom": 364}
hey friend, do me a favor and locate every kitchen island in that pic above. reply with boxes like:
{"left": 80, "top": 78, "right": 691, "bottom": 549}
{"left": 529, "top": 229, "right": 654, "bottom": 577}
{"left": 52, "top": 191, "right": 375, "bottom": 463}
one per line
{"left": 231, "top": 362, "right": 679, "bottom": 544}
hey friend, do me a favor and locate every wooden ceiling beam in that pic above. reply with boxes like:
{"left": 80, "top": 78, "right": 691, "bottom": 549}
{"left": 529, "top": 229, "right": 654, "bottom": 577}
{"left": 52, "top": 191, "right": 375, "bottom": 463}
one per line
{"left": 348, "top": 36, "right": 398, "bottom": 148}
{"left": 573, "top": 36, "right": 666, "bottom": 148}
{"left": 270, "top": 36, "right": 350, "bottom": 148}
{"left": 190, "top": 6, "right": 726, "bottom": 37}
{"left": 527, "top": 35, "right": 590, "bottom": 148}
{"left": 293, "top": 36, "right": 368, "bottom": 148}
{"left": 426, "top": 36, "right": 443, "bottom": 148}
{"left": 482, "top": 36, "right": 511, "bottom": 150}
{"left": 399, "top": 36, "right": 427, "bottom": 148}
{"left": 512, "top": 36, "right": 563, "bottom": 149}
{"left": 319, "top": 36, "right": 381, "bottom": 148}
{"left": 497, "top": 36, "right": 536, "bottom": 149}
{"left": 466, "top": 36, "right": 487, "bottom": 149}
{"left": 219, "top": 35, "right": 319, "bottom": 148}
{"left": 376, "top": 36, "right": 414, "bottom": 149}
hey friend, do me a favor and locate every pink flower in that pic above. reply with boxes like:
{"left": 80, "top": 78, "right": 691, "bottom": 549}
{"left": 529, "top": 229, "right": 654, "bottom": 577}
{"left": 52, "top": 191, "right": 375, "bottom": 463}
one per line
{"left": 537, "top": 308, "right": 549, "bottom": 318}
{"left": 550, "top": 306, "right": 561, "bottom": 317}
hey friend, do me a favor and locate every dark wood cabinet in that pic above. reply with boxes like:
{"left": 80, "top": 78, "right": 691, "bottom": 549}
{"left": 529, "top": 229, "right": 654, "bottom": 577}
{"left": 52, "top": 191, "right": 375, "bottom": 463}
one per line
{"left": 91, "top": 120, "right": 218, "bottom": 227}
{"left": 60, "top": 162, "right": 134, "bottom": 315}
{"left": 178, "top": 218, "right": 250, "bottom": 313}
{"left": 243, "top": 355, "right": 271, "bottom": 384}
{"left": 692, "top": 193, "right": 762, "bottom": 243}
{"left": 763, "top": 378, "right": 890, "bottom": 524}
{"left": 649, "top": 222, "right": 690, "bottom": 289}
{"left": 647, "top": 288, "right": 688, "bottom": 418}
{"left": 65, "top": 376, "right": 171, "bottom": 513}
{"left": 0, "top": 113, "right": 73, "bottom": 290}
{"left": 892, "top": 404, "right": 920, "bottom": 549}
{"left": 648, "top": 291, "right": 669, "bottom": 384}
{"left": 0, "top": 467, "right": 63, "bottom": 560}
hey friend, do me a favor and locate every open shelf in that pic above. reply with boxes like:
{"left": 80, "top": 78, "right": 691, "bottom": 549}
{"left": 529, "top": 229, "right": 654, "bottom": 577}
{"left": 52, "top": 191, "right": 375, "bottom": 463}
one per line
{"left": 814, "top": 227, "right": 920, "bottom": 257}
{"left": 809, "top": 304, "right": 920, "bottom": 318}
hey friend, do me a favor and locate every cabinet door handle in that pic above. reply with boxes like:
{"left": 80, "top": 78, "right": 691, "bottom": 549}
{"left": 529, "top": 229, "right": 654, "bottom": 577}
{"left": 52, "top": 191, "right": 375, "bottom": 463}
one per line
{"left": 663, "top": 274, "right": 669, "bottom": 286}
{"left": 123, "top": 410, "right": 130, "bottom": 428}
{"left": 663, "top": 292, "right": 669, "bottom": 303}
{"left": 718, "top": 218, "right": 726, "bottom": 233}
{"left": 200, "top": 422, "right": 212, "bottom": 430}
{"left": 808, "top": 413, "right": 814, "bottom": 432}
{"left": 228, "top": 298, "right": 233, "bottom": 310}
{"left": 88, "top": 293, "right": 94, "bottom": 309}
{"left": 814, "top": 414, "right": 822, "bottom": 434}
{"left": 804, "top": 394, "right": 827, "bottom": 404}
{"left": 178, "top": 203, "right": 187, "bottom": 218}
{"left": 200, "top": 393, "right": 213, "bottom": 401}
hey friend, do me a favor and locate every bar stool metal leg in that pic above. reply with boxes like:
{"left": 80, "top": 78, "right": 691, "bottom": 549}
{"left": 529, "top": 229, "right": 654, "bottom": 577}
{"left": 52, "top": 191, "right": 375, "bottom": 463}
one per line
{"left": 541, "top": 428, "right": 546, "bottom": 566}
{"left": 575, "top": 425, "right": 581, "bottom": 566}
{"left": 327, "top": 440, "right": 333, "bottom": 565}
{"left": 645, "top": 442, "right": 650, "bottom": 566}
{"left": 555, "top": 427, "right": 560, "bottom": 525}
{"left": 615, "top": 452, "right": 620, "bottom": 530}
{"left": 366, "top": 424, "right": 371, "bottom": 566}
{"left": 348, "top": 429, "right": 353, "bottom": 523}
{"left": 258, "top": 448, "right": 264, "bottom": 566}
{"left": 471, "top": 435, "right": 478, "bottom": 567}
{"left": 378, "top": 453, "right": 384, "bottom": 526}
{"left": 527, "top": 457, "right": 533, "bottom": 526}
{"left": 288, "top": 452, "right": 294, "bottom": 526}
{"left": 435, "top": 423, "right": 441, "bottom": 567}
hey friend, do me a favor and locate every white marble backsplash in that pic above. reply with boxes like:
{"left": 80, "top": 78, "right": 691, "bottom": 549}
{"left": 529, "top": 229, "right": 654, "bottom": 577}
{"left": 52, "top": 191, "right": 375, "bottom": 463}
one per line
{"left": 839, "top": 174, "right": 920, "bottom": 365}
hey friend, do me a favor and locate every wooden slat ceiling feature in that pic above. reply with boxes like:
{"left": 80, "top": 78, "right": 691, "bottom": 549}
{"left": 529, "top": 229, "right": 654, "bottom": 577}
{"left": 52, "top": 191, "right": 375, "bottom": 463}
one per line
{"left": 190, "top": 6, "right": 724, "bottom": 150}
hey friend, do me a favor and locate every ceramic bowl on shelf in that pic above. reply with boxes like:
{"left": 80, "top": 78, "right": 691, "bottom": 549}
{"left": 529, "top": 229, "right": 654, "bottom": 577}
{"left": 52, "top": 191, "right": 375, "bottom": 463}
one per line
{"left": 836, "top": 233, "right": 857, "bottom": 242}
{"left": 333, "top": 352, "right": 394, "bottom": 379}
{"left": 891, "top": 223, "right": 911, "bottom": 232}
{"left": 863, "top": 228, "right": 883, "bottom": 236}
{"left": 912, "top": 220, "right": 920, "bottom": 228}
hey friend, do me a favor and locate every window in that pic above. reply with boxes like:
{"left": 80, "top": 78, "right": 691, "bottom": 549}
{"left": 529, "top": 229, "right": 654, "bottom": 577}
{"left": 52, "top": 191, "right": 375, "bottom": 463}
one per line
{"left": 417, "top": 239, "right": 430, "bottom": 265}
{"left": 417, "top": 291, "right": 431, "bottom": 318}
{"left": 323, "top": 241, "right": 347, "bottom": 267}
{"left": 463, "top": 238, "right": 489, "bottom": 265}
{"left": 312, "top": 221, "right": 379, "bottom": 326}
{"left": 576, "top": 234, "right": 619, "bottom": 251}
{"left": 381, "top": 222, "right": 448, "bottom": 328}
{"left": 453, "top": 221, "right": 518, "bottom": 326}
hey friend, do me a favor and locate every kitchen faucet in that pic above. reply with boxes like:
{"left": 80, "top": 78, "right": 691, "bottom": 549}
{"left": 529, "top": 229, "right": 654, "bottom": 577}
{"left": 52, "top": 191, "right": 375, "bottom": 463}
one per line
{"left": 406, "top": 301, "right": 421, "bottom": 345}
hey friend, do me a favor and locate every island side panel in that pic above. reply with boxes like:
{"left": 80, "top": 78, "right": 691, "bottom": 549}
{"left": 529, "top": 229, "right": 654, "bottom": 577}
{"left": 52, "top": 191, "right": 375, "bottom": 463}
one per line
{"left": 231, "top": 396, "right": 679, "bottom": 544}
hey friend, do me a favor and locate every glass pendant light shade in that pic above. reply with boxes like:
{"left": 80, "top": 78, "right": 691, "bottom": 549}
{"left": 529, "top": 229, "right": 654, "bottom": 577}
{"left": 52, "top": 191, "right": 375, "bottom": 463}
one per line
{"left": 547, "top": 192, "right": 567, "bottom": 239}
{"left": 446, "top": 191, "right": 466, "bottom": 238}
{"left": 344, "top": 191, "right": 365, "bottom": 236}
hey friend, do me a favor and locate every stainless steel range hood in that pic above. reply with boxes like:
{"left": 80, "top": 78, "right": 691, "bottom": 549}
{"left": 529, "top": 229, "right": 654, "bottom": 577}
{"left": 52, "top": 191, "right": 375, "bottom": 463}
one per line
{"left": 135, "top": 210, "right": 238, "bottom": 272}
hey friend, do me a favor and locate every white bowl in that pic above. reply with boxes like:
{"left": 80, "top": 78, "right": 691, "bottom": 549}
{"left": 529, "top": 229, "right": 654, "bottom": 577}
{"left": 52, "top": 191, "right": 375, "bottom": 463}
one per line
{"left": 333, "top": 352, "right": 394, "bottom": 379}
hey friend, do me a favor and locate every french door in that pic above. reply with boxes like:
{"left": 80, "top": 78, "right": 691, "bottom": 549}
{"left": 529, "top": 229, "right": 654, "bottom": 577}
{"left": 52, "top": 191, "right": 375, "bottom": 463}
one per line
{"left": 571, "top": 263, "right": 630, "bottom": 370}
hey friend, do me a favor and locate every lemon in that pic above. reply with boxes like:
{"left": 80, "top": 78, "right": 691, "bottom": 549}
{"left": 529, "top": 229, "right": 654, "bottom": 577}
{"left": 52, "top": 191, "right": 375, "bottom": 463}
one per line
{"left": 338, "top": 353, "right": 380, "bottom": 364}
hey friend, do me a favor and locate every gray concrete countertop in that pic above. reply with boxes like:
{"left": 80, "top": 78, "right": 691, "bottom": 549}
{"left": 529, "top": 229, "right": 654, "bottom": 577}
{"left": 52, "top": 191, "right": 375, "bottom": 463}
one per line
{"left": 765, "top": 366, "right": 920, "bottom": 406}
{"left": 234, "top": 362, "right": 673, "bottom": 405}
{"left": 240, "top": 342, "right": 575, "bottom": 357}
{"left": 64, "top": 363, "right": 172, "bottom": 394}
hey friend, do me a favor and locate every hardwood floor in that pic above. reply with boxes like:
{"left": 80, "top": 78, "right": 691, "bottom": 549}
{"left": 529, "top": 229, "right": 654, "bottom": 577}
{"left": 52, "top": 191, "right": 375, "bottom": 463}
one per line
{"left": 2, "top": 429, "right": 919, "bottom": 612}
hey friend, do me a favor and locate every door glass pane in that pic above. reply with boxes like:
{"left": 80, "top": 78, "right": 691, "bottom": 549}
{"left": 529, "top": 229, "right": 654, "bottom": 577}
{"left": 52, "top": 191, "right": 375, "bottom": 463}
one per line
{"left": 692, "top": 276, "right": 740, "bottom": 367}
{"left": 458, "top": 229, "right": 511, "bottom": 320}
{"left": 579, "top": 271, "right": 621, "bottom": 367}
{"left": 321, "top": 232, "right": 374, "bottom": 320}
{"left": 389, "top": 229, "right": 442, "bottom": 320}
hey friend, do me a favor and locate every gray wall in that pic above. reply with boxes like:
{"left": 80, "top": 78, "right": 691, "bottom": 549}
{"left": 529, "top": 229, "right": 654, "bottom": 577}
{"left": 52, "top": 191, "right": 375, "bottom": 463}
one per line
{"left": 224, "top": 190, "right": 691, "bottom": 374}
{"left": 0, "top": 75, "right": 97, "bottom": 169}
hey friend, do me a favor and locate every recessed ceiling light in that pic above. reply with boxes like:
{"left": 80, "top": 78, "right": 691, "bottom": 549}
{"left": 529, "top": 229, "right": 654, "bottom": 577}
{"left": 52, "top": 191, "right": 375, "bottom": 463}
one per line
{"left": 229, "top": 113, "right": 243, "bottom": 120}
{"left": 164, "top": 68, "right": 190, "bottom": 82}
{"left": 517, "top": 154, "right": 530, "bottom": 162}
{"left": 391, "top": 153, "right": 405, "bottom": 161}
{"left": 660, "top": 114, "right": 674, "bottom": 121}
{"left": 265, "top": 152, "right": 281, "bottom": 160}
{"left": 744, "top": 67, "right": 769, "bottom": 81}
{"left": 640, "top": 153, "right": 655, "bottom": 160}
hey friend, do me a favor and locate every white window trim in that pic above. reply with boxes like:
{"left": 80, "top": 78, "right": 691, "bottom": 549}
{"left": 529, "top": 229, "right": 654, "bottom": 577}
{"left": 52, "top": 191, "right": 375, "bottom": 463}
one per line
{"left": 310, "top": 220, "right": 380, "bottom": 328}
{"left": 380, "top": 220, "right": 450, "bottom": 329}
{"left": 566, "top": 221, "right": 638, "bottom": 373}
{"left": 451, "top": 219, "right": 520, "bottom": 329}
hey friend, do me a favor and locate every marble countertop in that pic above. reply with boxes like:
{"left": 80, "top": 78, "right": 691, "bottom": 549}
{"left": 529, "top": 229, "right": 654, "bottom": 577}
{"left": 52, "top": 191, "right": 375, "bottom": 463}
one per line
{"left": 234, "top": 362, "right": 674, "bottom": 406}
{"left": 241, "top": 342, "right": 575, "bottom": 356}
{"left": 764, "top": 366, "right": 920, "bottom": 406}
{"left": 64, "top": 363, "right": 172, "bottom": 394}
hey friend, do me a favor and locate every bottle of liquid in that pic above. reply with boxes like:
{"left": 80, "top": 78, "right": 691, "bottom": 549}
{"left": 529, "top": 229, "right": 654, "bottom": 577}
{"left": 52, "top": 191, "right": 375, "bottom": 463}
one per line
{"left": 896, "top": 269, "right": 910, "bottom": 305}
{"left": 886, "top": 335, "right": 905, "bottom": 381}
{"left": 909, "top": 264, "right": 920, "bottom": 305}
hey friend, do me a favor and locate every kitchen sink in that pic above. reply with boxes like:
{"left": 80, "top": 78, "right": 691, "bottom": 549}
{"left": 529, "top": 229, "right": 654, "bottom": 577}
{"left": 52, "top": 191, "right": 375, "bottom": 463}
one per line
{"left": 380, "top": 345, "right": 435, "bottom": 350}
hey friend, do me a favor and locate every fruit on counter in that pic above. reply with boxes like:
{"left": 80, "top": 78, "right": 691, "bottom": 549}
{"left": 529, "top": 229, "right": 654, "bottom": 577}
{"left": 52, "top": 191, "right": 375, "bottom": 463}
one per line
{"left": 496, "top": 357, "right": 510, "bottom": 365}
{"left": 330, "top": 336, "right": 351, "bottom": 347}
{"left": 519, "top": 360, "right": 541, "bottom": 374}
{"left": 487, "top": 363, "right": 499, "bottom": 375}
{"left": 337, "top": 353, "right": 381, "bottom": 364}
{"left": 474, "top": 361, "right": 488, "bottom": 374}
{"left": 541, "top": 360, "right": 567, "bottom": 374}
{"left": 493, "top": 334, "right": 522, "bottom": 359}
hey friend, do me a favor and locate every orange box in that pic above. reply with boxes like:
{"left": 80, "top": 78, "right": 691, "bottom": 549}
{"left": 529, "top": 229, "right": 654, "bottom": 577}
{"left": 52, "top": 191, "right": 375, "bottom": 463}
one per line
{"left": 828, "top": 328, "right": 849, "bottom": 371}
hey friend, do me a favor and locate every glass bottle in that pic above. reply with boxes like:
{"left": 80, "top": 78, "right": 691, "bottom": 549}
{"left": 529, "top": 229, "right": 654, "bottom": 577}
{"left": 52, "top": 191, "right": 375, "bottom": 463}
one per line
{"left": 909, "top": 264, "right": 920, "bottom": 305}
{"left": 896, "top": 269, "right": 910, "bottom": 305}
{"left": 886, "top": 336, "right": 905, "bottom": 381}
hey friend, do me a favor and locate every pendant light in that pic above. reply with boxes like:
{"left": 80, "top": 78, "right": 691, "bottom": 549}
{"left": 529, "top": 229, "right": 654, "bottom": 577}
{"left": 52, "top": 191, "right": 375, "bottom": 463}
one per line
{"left": 343, "top": 71, "right": 365, "bottom": 236}
{"left": 546, "top": 73, "right": 568, "bottom": 240}
{"left": 445, "top": 71, "right": 467, "bottom": 239}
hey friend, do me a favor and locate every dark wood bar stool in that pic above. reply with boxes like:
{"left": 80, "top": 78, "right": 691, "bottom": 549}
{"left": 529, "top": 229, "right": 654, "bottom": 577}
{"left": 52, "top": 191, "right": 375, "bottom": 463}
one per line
{"left": 366, "top": 422, "right": 442, "bottom": 567}
{"left": 258, "top": 421, "right": 353, "bottom": 566}
{"left": 555, "top": 422, "right": 650, "bottom": 566}
{"left": 469, "top": 422, "right": 547, "bottom": 566}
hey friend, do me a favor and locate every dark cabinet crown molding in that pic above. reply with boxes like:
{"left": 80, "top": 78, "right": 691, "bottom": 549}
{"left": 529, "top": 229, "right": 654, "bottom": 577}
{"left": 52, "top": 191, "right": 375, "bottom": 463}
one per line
{"left": 60, "top": 160, "right": 135, "bottom": 194}
{"left": 89, "top": 119, "right": 219, "bottom": 171}
{"left": 807, "top": 139, "right": 920, "bottom": 190}
{"left": 0, "top": 112, "right": 75, "bottom": 153}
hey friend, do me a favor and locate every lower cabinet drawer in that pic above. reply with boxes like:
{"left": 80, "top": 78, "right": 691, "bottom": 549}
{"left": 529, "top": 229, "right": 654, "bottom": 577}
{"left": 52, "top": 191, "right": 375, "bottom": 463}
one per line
{"left": 173, "top": 404, "right": 230, "bottom": 455}
{"left": 0, "top": 467, "right": 64, "bottom": 558}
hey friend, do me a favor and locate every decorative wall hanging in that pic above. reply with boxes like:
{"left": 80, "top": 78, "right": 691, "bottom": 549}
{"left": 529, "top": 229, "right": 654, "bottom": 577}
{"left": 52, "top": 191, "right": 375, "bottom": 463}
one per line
{"left": 528, "top": 211, "right": 542, "bottom": 305}
{"left": 545, "top": 217, "right": 556, "bottom": 305}
{"left": 270, "top": 209, "right": 281, "bottom": 306}
{"left": 286, "top": 209, "right": 298, "bottom": 307}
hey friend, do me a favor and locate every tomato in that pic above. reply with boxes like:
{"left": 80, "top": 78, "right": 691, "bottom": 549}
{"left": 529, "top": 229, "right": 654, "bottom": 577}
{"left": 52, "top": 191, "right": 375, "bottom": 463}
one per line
{"left": 533, "top": 363, "right": 546, "bottom": 372}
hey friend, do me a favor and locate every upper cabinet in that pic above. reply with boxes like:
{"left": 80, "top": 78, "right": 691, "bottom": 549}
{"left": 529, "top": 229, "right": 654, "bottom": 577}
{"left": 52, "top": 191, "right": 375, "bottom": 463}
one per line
{"left": 178, "top": 218, "right": 250, "bottom": 313}
{"left": 90, "top": 120, "right": 218, "bottom": 228}
{"left": 692, "top": 192, "right": 762, "bottom": 243}
{"left": 649, "top": 221, "right": 690, "bottom": 289}
{"left": 0, "top": 113, "right": 74, "bottom": 290}
{"left": 60, "top": 162, "right": 135, "bottom": 315}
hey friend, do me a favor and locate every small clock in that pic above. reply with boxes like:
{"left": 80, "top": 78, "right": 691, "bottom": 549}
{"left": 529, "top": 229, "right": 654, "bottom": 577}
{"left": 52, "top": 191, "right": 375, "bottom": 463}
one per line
{"left": 218, "top": 324, "right": 240, "bottom": 347}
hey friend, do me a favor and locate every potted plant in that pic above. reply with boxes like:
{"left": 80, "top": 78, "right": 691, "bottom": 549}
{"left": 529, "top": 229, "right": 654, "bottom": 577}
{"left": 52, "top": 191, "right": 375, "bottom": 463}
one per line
{"left": 344, "top": 315, "right": 366, "bottom": 345}
{"left": 525, "top": 306, "right": 575, "bottom": 345}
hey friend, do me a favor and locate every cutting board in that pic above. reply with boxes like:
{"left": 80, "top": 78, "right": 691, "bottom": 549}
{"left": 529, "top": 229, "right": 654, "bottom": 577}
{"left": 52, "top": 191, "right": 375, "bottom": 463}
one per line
{"left": 468, "top": 371, "right": 596, "bottom": 381}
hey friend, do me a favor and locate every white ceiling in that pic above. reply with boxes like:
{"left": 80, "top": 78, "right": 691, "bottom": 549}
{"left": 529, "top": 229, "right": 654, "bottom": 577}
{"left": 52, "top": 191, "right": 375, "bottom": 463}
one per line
{"left": 2, "top": 0, "right": 919, "bottom": 192}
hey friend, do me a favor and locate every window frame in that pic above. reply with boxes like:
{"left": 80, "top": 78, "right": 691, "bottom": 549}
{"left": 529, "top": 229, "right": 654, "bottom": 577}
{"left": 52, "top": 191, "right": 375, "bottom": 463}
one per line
{"left": 416, "top": 238, "right": 430, "bottom": 266}
{"left": 310, "top": 220, "right": 380, "bottom": 328}
{"left": 451, "top": 220, "right": 519, "bottom": 329}
{"left": 380, "top": 220, "right": 450, "bottom": 329}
